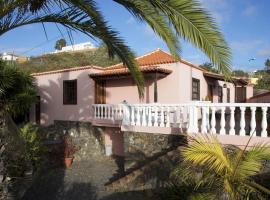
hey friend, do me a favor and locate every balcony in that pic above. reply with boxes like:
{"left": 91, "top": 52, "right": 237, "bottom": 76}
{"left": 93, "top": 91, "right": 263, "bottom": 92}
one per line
{"left": 92, "top": 102, "right": 270, "bottom": 146}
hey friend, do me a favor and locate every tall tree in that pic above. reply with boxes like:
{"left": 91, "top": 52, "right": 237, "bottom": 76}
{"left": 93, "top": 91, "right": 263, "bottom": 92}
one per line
{"left": 0, "top": 0, "right": 232, "bottom": 97}
{"left": 265, "top": 59, "right": 270, "bottom": 70}
{"left": 232, "top": 70, "right": 249, "bottom": 77}
{"left": 54, "top": 38, "right": 67, "bottom": 50}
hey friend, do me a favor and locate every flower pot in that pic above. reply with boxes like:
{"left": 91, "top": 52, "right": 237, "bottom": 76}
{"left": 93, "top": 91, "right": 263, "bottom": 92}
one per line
{"left": 64, "top": 157, "right": 74, "bottom": 168}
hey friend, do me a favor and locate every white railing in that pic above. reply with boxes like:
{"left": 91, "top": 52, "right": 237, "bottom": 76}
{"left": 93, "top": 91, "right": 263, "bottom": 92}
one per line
{"left": 93, "top": 103, "right": 270, "bottom": 137}
{"left": 93, "top": 104, "right": 125, "bottom": 121}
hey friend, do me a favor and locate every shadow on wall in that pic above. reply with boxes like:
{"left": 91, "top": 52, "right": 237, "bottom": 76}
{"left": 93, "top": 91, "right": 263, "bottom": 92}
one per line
{"left": 104, "top": 75, "right": 161, "bottom": 104}
{"left": 107, "top": 133, "right": 186, "bottom": 186}
{"left": 37, "top": 70, "right": 95, "bottom": 126}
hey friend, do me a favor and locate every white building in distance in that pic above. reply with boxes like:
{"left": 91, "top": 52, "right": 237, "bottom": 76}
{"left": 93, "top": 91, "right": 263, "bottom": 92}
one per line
{"left": 1, "top": 52, "right": 19, "bottom": 61}
{"left": 52, "top": 42, "right": 96, "bottom": 54}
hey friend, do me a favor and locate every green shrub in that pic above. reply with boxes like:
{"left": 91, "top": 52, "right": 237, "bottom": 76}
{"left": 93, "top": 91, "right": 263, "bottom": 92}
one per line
{"left": 19, "top": 123, "right": 47, "bottom": 171}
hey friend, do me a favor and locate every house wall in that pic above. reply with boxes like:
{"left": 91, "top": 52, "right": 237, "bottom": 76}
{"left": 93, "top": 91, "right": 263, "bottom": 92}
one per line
{"left": 30, "top": 68, "right": 101, "bottom": 126}
{"left": 247, "top": 92, "right": 270, "bottom": 103}
{"left": 105, "top": 62, "right": 239, "bottom": 104}
{"left": 246, "top": 85, "right": 254, "bottom": 99}
{"left": 105, "top": 63, "right": 210, "bottom": 104}
{"left": 213, "top": 80, "right": 236, "bottom": 103}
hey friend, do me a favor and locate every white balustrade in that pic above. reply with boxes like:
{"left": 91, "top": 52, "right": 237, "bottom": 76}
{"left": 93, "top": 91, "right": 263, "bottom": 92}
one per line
{"left": 147, "top": 106, "right": 152, "bottom": 127}
{"left": 220, "top": 107, "right": 226, "bottom": 135}
{"left": 250, "top": 107, "right": 256, "bottom": 135}
{"left": 173, "top": 107, "right": 177, "bottom": 128}
{"left": 160, "top": 106, "right": 165, "bottom": 127}
{"left": 239, "top": 107, "right": 246, "bottom": 136}
{"left": 229, "top": 107, "right": 235, "bottom": 135}
{"left": 261, "top": 107, "right": 268, "bottom": 137}
{"left": 201, "top": 106, "right": 207, "bottom": 133}
{"left": 93, "top": 103, "right": 270, "bottom": 138}
{"left": 166, "top": 106, "right": 170, "bottom": 127}
{"left": 210, "top": 107, "right": 216, "bottom": 134}
{"left": 154, "top": 106, "right": 158, "bottom": 127}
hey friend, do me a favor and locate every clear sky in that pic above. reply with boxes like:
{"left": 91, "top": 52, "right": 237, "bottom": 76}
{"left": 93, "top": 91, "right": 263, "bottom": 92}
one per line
{"left": 0, "top": 0, "right": 269, "bottom": 71}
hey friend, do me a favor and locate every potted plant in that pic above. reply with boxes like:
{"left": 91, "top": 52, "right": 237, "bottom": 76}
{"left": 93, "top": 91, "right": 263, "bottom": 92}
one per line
{"left": 63, "top": 135, "right": 78, "bottom": 168}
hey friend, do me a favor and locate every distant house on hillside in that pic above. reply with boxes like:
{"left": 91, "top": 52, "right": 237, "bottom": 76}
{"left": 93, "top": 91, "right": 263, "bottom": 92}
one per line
{"left": 51, "top": 42, "right": 96, "bottom": 54}
{"left": 0, "top": 52, "right": 29, "bottom": 63}
{"left": 1, "top": 52, "right": 19, "bottom": 61}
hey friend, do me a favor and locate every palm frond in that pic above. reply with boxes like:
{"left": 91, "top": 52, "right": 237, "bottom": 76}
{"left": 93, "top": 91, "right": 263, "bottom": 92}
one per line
{"left": 114, "top": 0, "right": 181, "bottom": 58}
{"left": 234, "top": 144, "right": 270, "bottom": 179}
{"left": 144, "top": 0, "right": 232, "bottom": 76}
{"left": 182, "top": 136, "right": 232, "bottom": 175}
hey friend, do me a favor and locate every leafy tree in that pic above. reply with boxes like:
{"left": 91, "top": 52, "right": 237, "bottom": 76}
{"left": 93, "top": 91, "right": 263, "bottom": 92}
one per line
{"left": 255, "top": 72, "right": 270, "bottom": 90}
{"left": 232, "top": 70, "right": 249, "bottom": 77}
{"left": 166, "top": 136, "right": 270, "bottom": 200}
{"left": 54, "top": 38, "right": 67, "bottom": 50}
{"left": 1, "top": 0, "right": 232, "bottom": 97}
{"left": 265, "top": 59, "right": 270, "bottom": 70}
{"left": 0, "top": 61, "right": 37, "bottom": 117}
{"left": 200, "top": 62, "right": 219, "bottom": 73}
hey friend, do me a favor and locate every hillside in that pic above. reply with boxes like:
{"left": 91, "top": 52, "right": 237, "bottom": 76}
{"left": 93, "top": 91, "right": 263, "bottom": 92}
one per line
{"left": 17, "top": 47, "right": 120, "bottom": 73}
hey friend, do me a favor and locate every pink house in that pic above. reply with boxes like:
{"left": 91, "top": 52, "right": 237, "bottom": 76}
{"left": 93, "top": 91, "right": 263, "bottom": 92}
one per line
{"left": 30, "top": 49, "right": 270, "bottom": 156}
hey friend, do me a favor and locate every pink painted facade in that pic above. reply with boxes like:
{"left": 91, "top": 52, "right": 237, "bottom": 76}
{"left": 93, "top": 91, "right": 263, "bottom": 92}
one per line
{"left": 29, "top": 49, "right": 253, "bottom": 126}
{"left": 29, "top": 49, "right": 258, "bottom": 156}
{"left": 105, "top": 63, "right": 238, "bottom": 104}
{"left": 30, "top": 66, "right": 102, "bottom": 126}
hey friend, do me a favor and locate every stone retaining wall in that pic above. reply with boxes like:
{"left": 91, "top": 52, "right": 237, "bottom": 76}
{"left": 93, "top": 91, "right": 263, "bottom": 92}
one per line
{"left": 41, "top": 121, "right": 106, "bottom": 161}
{"left": 123, "top": 131, "right": 185, "bottom": 166}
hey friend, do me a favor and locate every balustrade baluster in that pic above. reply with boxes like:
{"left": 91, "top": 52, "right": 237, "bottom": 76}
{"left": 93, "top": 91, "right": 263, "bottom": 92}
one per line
{"left": 135, "top": 106, "right": 141, "bottom": 126}
{"left": 147, "top": 106, "right": 152, "bottom": 126}
{"left": 160, "top": 106, "right": 165, "bottom": 127}
{"left": 229, "top": 107, "right": 235, "bottom": 135}
{"left": 201, "top": 106, "right": 207, "bottom": 133}
{"left": 210, "top": 107, "right": 216, "bottom": 134}
{"left": 154, "top": 106, "right": 158, "bottom": 127}
{"left": 250, "top": 107, "right": 256, "bottom": 136}
{"left": 261, "top": 107, "right": 268, "bottom": 137}
{"left": 173, "top": 107, "right": 177, "bottom": 128}
{"left": 100, "top": 106, "right": 104, "bottom": 119}
{"left": 220, "top": 107, "right": 226, "bottom": 135}
{"left": 179, "top": 107, "right": 184, "bottom": 129}
{"left": 193, "top": 106, "right": 198, "bottom": 133}
{"left": 166, "top": 106, "right": 170, "bottom": 127}
{"left": 206, "top": 107, "right": 210, "bottom": 131}
{"left": 97, "top": 105, "right": 101, "bottom": 119}
{"left": 131, "top": 106, "right": 135, "bottom": 126}
{"left": 240, "top": 107, "right": 246, "bottom": 136}
{"left": 142, "top": 106, "right": 147, "bottom": 126}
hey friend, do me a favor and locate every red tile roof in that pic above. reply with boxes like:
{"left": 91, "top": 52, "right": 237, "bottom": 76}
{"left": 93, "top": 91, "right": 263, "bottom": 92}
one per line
{"left": 105, "top": 49, "right": 203, "bottom": 71}
{"left": 90, "top": 65, "right": 172, "bottom": 78}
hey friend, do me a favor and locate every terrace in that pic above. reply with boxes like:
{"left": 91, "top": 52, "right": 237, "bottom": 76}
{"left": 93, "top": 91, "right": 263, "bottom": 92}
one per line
{"left": 93, "top": 102, "right": 270, "bottom": 147}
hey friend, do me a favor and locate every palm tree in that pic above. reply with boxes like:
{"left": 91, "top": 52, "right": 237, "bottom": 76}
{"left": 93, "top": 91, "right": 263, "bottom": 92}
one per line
{"left": 0, "top": 0, "right": 232, "bottom": 97}
{"left": 55, "top": 38, "right": 67, "bottom": 50}
{"left": 169, "top": 135, "right": 270, "bottom": 200}
{"left": 0, "top": 61, "right": 37, "bottom": 117}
